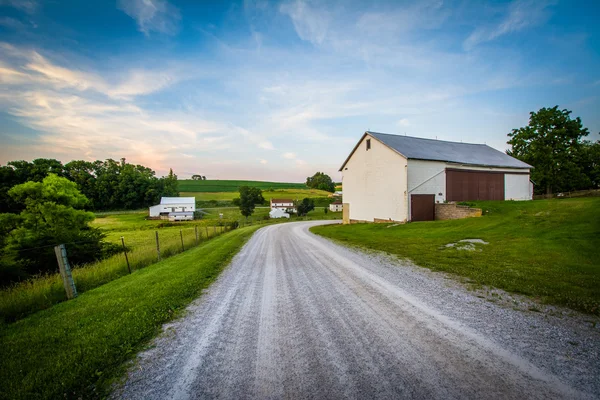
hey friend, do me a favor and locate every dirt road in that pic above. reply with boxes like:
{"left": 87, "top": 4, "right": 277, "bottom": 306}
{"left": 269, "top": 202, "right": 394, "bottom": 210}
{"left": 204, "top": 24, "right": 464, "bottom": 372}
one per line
{"left": 115, "top": 221, "right": 599, "bottom": 399}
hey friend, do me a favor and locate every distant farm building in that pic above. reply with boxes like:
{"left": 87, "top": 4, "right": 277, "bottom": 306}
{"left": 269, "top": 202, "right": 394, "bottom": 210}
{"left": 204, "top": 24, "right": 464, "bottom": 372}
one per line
{"left": 149, "top": 197, "right": 196, "bottom": 220}
{"left": 340, "top": 131, "right": 533, "bottom": 223}
{"left": 269, "top": 208, "right": 290, "bottom": 219}
{"left": 270, "top": 198, "right": 297, "bottom": 213}
{"left": 329, "top": 202, "right": 343, "bottom": 212}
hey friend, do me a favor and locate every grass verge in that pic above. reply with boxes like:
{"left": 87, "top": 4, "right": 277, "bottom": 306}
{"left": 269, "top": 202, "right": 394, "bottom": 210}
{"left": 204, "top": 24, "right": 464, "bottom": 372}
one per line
{"left": 0, "top": 225, "right": 260, "bottom": 400}
{"left": 311, "top": 198, "right": 600, "bottom": 315}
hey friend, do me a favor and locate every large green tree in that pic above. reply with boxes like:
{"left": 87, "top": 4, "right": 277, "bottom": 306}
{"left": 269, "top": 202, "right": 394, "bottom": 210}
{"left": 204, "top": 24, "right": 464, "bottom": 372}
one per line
{"left": 306, "top": 172, "right": 335, "bottom": 193}
{"left": 507, "top": 106, "right": 591, "bottom": 195}
{"left": 297, "top": 198, "right": 315, "bottom": 216}
{"left": 235, "top": 186, "right": 265, "bottom": 219}
{"left": 2, "top": 174, "right": 116, "bottom": 282}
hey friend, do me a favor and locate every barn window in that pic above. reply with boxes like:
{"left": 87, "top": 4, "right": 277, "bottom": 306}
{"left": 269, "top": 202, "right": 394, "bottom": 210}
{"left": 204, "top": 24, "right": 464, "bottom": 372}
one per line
{"left": 366, "top": 139, "right": 371, "bottom": 150}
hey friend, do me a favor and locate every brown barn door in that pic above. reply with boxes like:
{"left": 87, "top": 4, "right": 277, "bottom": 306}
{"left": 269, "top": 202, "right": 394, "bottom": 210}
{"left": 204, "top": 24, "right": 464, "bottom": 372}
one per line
{"left": 411, "top": 194, "right": 435, "bottom": 222}
{"left": 446, "top": 170, "right": 505, "bottom": 201}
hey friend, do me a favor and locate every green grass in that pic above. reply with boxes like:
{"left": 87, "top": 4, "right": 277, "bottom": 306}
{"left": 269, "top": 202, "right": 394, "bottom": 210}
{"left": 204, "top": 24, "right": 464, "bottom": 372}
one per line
{"left": 0, "top": 214, "right": 233, "bottom": 324}
{"left": 182, "top": 188, "right": 333, "bottom": 202}
{"left": 311, "top": 198, "right": 600, "bottom": 315}
{"left": 0, "top": 226, "right": 261, "bottom": 400}
{"left": 177, "top": 179, "right": 307, "bottom": 192}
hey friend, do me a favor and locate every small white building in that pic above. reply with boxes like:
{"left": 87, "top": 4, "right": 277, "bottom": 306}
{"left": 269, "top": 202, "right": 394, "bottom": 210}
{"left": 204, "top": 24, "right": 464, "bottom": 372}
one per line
{"left": 270, "top": 198, "right": 297, "bottom": 213}
{"left": 329, "top": 202, "right": 343, "bottom": 212}
{"left": 168, "top": 211, "right": 194, "bottom": 221}
{"left": 269, "top": 208, "right": 290, "bottom": 219}
{"left": 340, "top": 131, "right": 533, "bottom": 223}
{"left": 149, "top": 197, "right": 196, "bottom": 218}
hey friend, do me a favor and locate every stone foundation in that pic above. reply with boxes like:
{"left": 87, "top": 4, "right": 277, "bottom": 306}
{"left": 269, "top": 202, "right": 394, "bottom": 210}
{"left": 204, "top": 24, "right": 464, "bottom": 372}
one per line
{"left": 435, "top": 203, "right": 482, "bottom": 220}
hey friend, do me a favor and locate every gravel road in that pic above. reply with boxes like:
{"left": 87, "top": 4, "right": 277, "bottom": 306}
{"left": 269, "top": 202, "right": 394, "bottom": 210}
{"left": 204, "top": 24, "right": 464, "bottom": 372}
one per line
{"left": 114, "top": 221, "right": 600, "bottom": 400}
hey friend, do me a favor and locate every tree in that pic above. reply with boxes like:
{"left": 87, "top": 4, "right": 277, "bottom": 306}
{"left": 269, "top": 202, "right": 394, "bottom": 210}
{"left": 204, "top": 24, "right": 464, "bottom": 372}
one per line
{"left": 507, "top": 106, "right": 591, "bottom": 195}
{"left": 2, "top": 174, "right": 116, "bottom": 281}
{"left": 306, "top": 172, "right": 335, "bottom": 192}
{"left": 191, "top": 174, "right": 203, "bottom": 180}
{"left": 579, "top": 140, "right": 600, "bottom": 189}
{"left": 297, "top": 198, "right": 315, "bottom": 216}
{"left": 237, "top": 186, "right": 265, "bottom": 219}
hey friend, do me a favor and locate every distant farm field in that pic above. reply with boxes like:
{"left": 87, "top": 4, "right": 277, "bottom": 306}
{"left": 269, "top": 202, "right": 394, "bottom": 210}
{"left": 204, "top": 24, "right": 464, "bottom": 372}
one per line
{"left": 183, "top": 188, "right": 333, "bottom": 201}
{"left": 178, "top": 179, "right": 307, "bottom": 192}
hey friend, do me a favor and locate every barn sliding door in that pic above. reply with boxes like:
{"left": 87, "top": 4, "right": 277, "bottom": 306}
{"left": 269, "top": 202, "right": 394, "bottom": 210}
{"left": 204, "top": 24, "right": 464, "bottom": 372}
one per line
{"left": 446, "top": 169, "right": 504, "bottom": 201}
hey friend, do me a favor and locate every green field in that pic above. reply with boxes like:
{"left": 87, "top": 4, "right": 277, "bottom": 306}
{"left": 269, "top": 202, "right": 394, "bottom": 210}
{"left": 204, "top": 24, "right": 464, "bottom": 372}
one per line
{"left": 312, "top": 198, "right": 600, "bottom": 315}
{"left": 0, "top": 225, "right": 261, "bottom": 400}
{"left": 177, "top": 179, "right": 307, "bottom": 192}
{"left": 183, "top": 188, "right": 333, "bottom": 202}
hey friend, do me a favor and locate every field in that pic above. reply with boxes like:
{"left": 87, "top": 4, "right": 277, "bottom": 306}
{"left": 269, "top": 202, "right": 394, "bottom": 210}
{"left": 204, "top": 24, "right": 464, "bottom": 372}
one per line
{"left": 0, "top": 225, "right": 261, "bottom": 400}
{"left": 312, "top": 198, "right": 600, "bottom": 315}
{"left": 183, "top": 188, "right": 333, "bottom": 202}
{"left": 177, "top": 179, "right": 307, "bottom": 192}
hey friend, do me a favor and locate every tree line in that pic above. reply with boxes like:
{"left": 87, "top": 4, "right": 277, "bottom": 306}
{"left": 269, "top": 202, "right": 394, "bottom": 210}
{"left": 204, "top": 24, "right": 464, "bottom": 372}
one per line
{"left": 0, "top": 158, "right": 179, "bottom": 285}
{"left": 0, "top": 158, "right": 179, "bottom": 213}
{"left": 507, "top": 106, "right": 599, "bottom": 195}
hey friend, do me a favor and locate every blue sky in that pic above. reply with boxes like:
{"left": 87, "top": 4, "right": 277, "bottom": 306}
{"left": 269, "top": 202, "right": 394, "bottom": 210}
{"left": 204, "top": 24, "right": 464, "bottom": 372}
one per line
{"left": 0, "top": 0, "right": 598, "bottom": 181}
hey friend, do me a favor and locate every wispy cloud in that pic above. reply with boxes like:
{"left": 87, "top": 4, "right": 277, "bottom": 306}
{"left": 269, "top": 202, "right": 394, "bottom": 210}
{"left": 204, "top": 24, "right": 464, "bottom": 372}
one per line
{"left": 0, "top": 0, "right": 37, "bottom": 14}
{"left": 117, "top": 0, "right": 181, "bottom": 36}
{"left": 279, "top": 0, "right": 330, "bottom": 45}
{"left": 463, "top": 0, "right": 555, "bottom": 50}
{"left": 282, "top": 152, "right": 296, "bottom": 159}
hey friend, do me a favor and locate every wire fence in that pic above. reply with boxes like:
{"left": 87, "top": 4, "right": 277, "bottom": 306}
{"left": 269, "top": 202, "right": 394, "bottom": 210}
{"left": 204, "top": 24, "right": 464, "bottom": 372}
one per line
{"left": 0, "top": 222, "right": 235, "bottom": 324}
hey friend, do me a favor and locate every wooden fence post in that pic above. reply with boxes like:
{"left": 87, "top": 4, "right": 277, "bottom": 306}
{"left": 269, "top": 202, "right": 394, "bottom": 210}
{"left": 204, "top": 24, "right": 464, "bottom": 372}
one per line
{"left": 54, "top": 244, "right": 77, "bottom": 299}
{"left": 195, "top": 225, "right": 199, "bottom": 246}
{"left": 205, "top": 225, "right": 209, "bottom": 238}
{"left": 155, "top": 231, "right": 161, "bottom": 261}
{"left": 121, "top": 237, "right": 131, "bottom": 274}
{"left": 180, "top": 229, "right": 185, "bottom": 251}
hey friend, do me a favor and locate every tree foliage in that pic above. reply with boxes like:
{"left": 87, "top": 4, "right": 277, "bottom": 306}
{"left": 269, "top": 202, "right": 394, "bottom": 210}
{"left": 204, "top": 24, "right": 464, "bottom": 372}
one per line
{"left": 237, "top": 186, "right": 265, "bottom": 218}
{"left": 507, "top": 106, "right": 596, "bottom": 194}
{"left": 1, "top": 175, "right": 118, "bottom": 285}
{"left": 191, "top": 175, "right": 206, "bottom": 180}
{"left": 306, "top": 172, "right": 335, "bottom": 192}
{"left": 0, "top": 158, "right": 179, "bottom": 212}
{"left": 297, "top": 198, "right": 315, "bottom": 216}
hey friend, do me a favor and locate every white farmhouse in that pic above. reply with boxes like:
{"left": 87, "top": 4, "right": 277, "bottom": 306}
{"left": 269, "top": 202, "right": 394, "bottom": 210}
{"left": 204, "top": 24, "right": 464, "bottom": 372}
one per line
{"left": 270, "top": 198, "right": 297, "bottom": 213}
{"left": 149, "top": 197, "right": 196, "bottom": 220}
{"left": 340, "top": 131, "right": 533, "bottom": 223}
{"left": 329, "top": 202, "right": 343, "bottom": 212}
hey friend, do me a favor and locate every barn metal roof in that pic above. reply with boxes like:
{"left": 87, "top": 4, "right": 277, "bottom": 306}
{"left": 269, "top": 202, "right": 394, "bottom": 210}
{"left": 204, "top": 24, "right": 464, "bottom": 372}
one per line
{"left": 339, "top": 131, "right": 532, "bottom": 170}
{"left": 160, "top": 197, "right": 196, "bottom": 205}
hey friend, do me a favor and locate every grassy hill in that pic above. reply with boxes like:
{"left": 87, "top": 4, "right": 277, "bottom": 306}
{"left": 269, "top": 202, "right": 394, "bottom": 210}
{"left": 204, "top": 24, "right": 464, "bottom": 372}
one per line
{"left": 178, "top": 179, "right": 307, "bottom": 192}
{"left": 312, "top": 198, "right": 600, "bottom": 315}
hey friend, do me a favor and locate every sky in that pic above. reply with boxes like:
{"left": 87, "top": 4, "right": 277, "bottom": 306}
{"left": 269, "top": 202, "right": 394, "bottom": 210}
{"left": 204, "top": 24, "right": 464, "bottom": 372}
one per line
{"left": 0, "top": 0, "right": 599, "bottom": 182}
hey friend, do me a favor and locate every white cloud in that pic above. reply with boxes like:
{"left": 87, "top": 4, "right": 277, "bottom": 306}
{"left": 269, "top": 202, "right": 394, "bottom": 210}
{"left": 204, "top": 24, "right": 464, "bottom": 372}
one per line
{"left": 0, "top": 0, "right": 37, "bottom": 14}
{"left": 397, "top": 118, "right": 410, "bottom": 127}
{"left": 280, "top": 0, "right": 330, "bottom": 45}
{"left": 463, "top": 0, "right": 555, "bottom": 50}
{"left": 283, "top": 152, "right": 296, "bottom": 159}
{"left": 258, "top": 140, "right": 274, "bottom": 150}
{"left": 117, "top": 0, "right": 181, "bottom": 36}
{"left": 259, "top": 159, "right": 268, "bottom": 164}
{"left": 295, "top": 159, "right": 306, "bottom": 165}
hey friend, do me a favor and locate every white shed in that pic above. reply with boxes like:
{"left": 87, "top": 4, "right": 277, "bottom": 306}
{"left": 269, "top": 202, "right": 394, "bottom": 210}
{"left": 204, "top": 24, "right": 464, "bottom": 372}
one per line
{"left": 340, "top": 131, "right": 532, "bottom": 223}
{"left": 149, "top": 197, "right": 196, "bottom": 218}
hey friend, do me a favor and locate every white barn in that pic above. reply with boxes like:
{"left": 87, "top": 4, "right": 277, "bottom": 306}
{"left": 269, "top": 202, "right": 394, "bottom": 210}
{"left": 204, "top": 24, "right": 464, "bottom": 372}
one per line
{"left": 340, "top": 131, "right": 533, "bottom": 223}
{"left": 149, "top": 197, "right": 196, "bottom": 218}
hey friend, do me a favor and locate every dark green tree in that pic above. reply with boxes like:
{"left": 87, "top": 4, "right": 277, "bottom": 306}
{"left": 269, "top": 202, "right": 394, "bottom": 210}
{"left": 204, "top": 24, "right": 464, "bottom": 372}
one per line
{"left": 579, "top": 140, "right": 600, "bottom": 189}
{"left": 306, "top": 172, "right": 335, "bottom": 192}
{"left": 297, "top": 198, "right": 315, "bottom": 216}
{"left": 507, "top": 106, "right": 591, "bottom": 195}
{"left": 237, "top": 186, "right": 265, "bottom": 219}
{"left": 3, "top": 174, "right": 116, "bottom": 280}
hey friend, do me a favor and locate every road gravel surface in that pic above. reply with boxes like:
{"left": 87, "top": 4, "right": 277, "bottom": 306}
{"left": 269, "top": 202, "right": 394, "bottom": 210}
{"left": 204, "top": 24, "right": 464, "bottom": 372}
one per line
{"left": 115, "top": 221, "right": 600, "bottom": 400}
